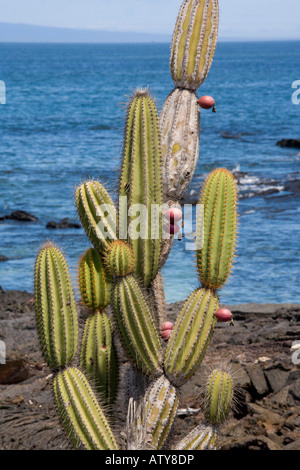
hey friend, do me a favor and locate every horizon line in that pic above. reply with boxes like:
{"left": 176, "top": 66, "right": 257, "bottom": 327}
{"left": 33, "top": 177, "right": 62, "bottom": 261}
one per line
{"left": 0, "top": 21, "right": 300, "bottom": 43}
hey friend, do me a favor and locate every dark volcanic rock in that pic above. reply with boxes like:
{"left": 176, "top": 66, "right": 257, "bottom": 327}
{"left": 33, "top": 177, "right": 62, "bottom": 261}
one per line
{"left": 246, "top": 364, "right": 270, "bottom": 398}
{"left": 0, "top": 210, "right": 38, "bottom": 222}
{"left": 0, "top": 255, "right": 8, "bottom": 262}
{"left": 276, "top": 139, "right": 300, "bottom": 149}
{"left": 264, "top": 367, "right": 290, "bottom": 393}
{"left": 46, "top": 218, "right": 81, "bottom": 229}
{"left": 284, "top": 179, "right": 300, "bottom": 194}
{"left": 221, "top": 132, "right": 242, "bottom": 140}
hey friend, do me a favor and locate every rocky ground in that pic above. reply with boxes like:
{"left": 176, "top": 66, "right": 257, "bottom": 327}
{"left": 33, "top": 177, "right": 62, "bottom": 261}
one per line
{"left": 0, "top": 286, "right": 299, "bottom": 451}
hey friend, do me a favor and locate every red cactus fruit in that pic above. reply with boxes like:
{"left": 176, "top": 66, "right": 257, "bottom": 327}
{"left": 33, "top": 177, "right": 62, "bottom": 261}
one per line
{"left": 161, "top": 329, "right": 172, "bottom": 341}
{"left": 169, "top": 223, "right": 180, "bottom": 235}
{"left": 197, "top": 96, "right": 215, "bottom": 110}
{"left": 164, "top": 208, "right": 183, "bottom": 224}
{"left": 160, "top": 322, "right": 174, "bottom": 341}
{"left": 214, "top": 308, "right": 233, "bottom": 323}
{"left": 160, "top": 322, "right": 174, "bottom": 331}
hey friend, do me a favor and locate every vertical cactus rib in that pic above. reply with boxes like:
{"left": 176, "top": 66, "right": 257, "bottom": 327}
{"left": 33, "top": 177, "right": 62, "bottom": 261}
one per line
{"left": 145, "top": 376, "right": 179, "bottom": 449}
{"left": 205, "top": 369, "right": 234, "bottom": 425}
{"left": 164, "top": 288, "right": 219, "bottom": 386}
{"left": 119, "top": 89, "right": 163, "bottom": 286}
{"left": 170, "top": 0, "right": 219, "bottom": 90}
{"left": 35, "top": 243, "right": 78, "bottom": 369}
{"left": 175, "top": 424, "right": 218, "bottom": 450}
{"left": 76, "top": 180, "right": 117, "bottom": 253}
{"left": 80, "top": 311, "right": 118, "bottom": 405}
{"left": 79, "top": 247, "right": 112, "bottom": 310}
{"left": 53, "top": 367, "right": 118, "bottom": 450}
{"left": 197, "top": 168, "right": 238, "bottom": 290}
{"left": 113, "top": 275, "right": 162, "bottom": 376}
{"left": 160, "top": 88, "right": 200, "bottom": 200}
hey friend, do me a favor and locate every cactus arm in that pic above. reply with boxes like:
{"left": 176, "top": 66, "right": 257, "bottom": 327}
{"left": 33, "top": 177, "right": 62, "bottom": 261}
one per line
{"left": 80, "top": 312, "right": 118, "bottom": 405}
{"left": 175, "top": 424, "right": 218, "bottom": 450}
{"left": 197, "top": 168, "right": 238, "bottom": 289}
{"left": 145, "top": 376, "right": 179, "bottom": 449}
{"left": 119, "top": 90, "right": 163, "bottom": 286}
{"left": 53, "top": 367, "right": 118, "bottom": 450}
{"left": 78, "top": 247, "right": 118, "bottom": 404}
{"left": 113, "top": 275, "right": 162, "bottom": 376}
{"left": 79, "top": 247, "right": 112, "bottom": 310}
{"left": 170, "top": 0, "right": 219, "bottom": 90}
{"left": 204, "top": 369, "right": 234, "bottom": 425}
{"left": 76, "top": 181, "right": 117, "bottom": 253}
{"left": 35, "top": 243, "right": 78, "bottom": 369}
{"left": 164, "top": 288, "right": 219, "bottom": 386}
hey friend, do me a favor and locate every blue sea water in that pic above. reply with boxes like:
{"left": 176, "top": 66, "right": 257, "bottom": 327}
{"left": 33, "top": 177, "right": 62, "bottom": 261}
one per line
{"left": 0, "top": 41, "right": 299, "bottom": 304}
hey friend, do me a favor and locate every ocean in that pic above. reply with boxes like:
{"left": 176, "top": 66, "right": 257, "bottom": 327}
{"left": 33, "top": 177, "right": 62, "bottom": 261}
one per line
{"left": 0, "top": 41, "right": 299, "bottom": 304}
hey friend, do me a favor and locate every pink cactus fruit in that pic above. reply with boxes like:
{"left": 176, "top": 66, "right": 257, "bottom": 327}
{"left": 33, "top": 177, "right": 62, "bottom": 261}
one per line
{"left": 160, "top": 322, "right": 174, "bottom": 341}
{"left": 214, "top": 308, "right": 233, "bottom": 323}
{"left": 197, "top": 95, "right": 215, "bottom": 110}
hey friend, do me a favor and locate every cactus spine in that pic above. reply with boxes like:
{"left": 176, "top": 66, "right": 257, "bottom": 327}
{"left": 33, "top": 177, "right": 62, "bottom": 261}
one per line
{"left": 33, "top": 0, "right": 240, "bottom": 451}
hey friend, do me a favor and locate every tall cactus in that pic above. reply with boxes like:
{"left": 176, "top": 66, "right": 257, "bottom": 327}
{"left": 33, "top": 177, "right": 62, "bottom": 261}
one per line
{"left": 119, "top": 89, "right": 163, "bottom": 287}
{"left": 33, "top": 0, "right": 240, "bottom": 451}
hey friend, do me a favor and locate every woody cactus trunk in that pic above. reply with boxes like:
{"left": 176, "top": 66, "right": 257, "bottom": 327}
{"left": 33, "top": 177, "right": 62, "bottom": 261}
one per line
{"left": 34, "top": 0, "right": 239, "bottom": 450}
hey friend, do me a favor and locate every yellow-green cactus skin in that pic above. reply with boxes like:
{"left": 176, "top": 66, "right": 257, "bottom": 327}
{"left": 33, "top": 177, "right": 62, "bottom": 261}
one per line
{"left": 119, "top": 89, "right": 163, "bottom": 287}
{"left": 80, "top": 312, "right": 118, "bottom": 405}
{"left": 197, "top": 168, "right": 238, "bottom": 290}
{"left": 205, "top": 368, "right": 234, "bottom": 425}
{"left": 53, "top": 367, "right": 118, "bottom": 450}
{"left": 34, "top": 243, "right": 78, "bottom": 369}
{"left": 145, "top": 375, "right": 179, "bottom": 449}
{"left": 79, "top": 247, "right": 112, "bottom": 310}
{"left": 76, "top": 180, "right": 117, "bottom": 253}
{"left": 113, "top": 275, "right": 163, "bottom": 376}
{"left": 164, "top": 288, "right": 219, "bottom": 386}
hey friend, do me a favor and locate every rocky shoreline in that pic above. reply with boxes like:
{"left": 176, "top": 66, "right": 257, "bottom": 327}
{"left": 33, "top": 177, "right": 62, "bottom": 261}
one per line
{"left": 0, "top": 287, "right": 299, "bottom": 450}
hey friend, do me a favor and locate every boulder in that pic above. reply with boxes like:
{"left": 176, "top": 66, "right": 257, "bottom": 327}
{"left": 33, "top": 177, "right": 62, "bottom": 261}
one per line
{"left": 46, "top": 218, "right": 81, "bottom": 229}
{"left": 0, "top": 210, "right": 38, "bottom": 222}
{"left": 276, "top": 139, "right": 300, "bottom": 149}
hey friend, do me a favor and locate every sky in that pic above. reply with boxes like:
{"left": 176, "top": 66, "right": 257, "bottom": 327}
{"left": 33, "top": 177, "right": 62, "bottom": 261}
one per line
{"left": 0, "top": 0, "right": 300, "bottom": 41}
